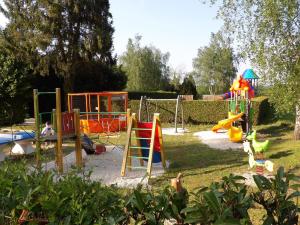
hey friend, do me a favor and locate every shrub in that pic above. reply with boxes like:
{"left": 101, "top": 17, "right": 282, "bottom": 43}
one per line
{"left": 129, "top": 96, "right": 274, "bottom": 125}
{"left": 1, "top": 162, "right": 298, "bottom": 224}
{"left": 128, "top": 91, "right": 177, "bottom": 100}
{"left": 183, "top": 174, "right": 252, "bottom": 224}
{"left": 252, "top": 167, "right": 300, "bottom": 225}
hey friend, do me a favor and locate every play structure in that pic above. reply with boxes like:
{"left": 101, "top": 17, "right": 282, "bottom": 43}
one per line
{"left": 138, "top": 96, "right": 184, "bottom": 133}
{"left": 68, "top": 92, "right": 128, "bottom": 134}
{"left": 33, "top": 88, "right": 82, "bottom": 173}
{"left": 121, "top": 113, "right": 166, "bottom": 177}
{"left": 212, "top": 69, "right": 259, "bottom": 142}
{"left": 244, "top": 130, "right": 272, "bottom": 175}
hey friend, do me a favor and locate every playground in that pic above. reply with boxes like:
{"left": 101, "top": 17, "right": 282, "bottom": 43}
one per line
{"left": 0, "top": 72, "right": 299, "bottom": 224}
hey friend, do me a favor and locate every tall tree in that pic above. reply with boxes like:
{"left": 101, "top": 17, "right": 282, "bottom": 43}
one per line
{"left": 192, "top": 32, "right": 237, "bottom": 95}
{"left": 0, "top": 46, "right": 32, "bottom": 125}
{"left": 119, "top": 35, "right": 171, "bottom": 91}
{"left": 0, "top": 0, "right": 124, "bottom": 93}
{"left": 208, "top": 0, "right": 300, "bottom": 138}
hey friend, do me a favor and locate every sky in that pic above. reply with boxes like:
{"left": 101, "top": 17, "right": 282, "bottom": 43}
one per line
{"left": 0, "top": 0, "right": 249, "bottom": 74}
{"left": 110, "top": 0, "right": 223, "bottom": 73}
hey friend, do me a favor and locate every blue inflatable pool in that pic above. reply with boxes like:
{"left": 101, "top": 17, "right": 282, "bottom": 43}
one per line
{"left": 0, "top": 132, "right": 35, "bottom": 145}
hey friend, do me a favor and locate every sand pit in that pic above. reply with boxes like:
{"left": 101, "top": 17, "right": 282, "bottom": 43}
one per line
{"left": 85, "top": 146, "right": 167, "bottom": 188}
{"left": 162, "top": 127, "right": 188, "bottom": 136}
{"left": 193, "top": 130, "right": 243, "bottom": 150}
{"left": 42, "top": 146, "right": 167, "bottom": 188}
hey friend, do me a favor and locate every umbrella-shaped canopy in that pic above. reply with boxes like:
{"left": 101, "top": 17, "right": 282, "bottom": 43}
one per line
{"left": 242, "top": 69, "right": 259, "bottom": 80}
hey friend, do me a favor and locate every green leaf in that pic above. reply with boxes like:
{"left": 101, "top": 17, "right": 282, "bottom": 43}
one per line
{"left": 287, "top": 191, "right": 300, "bottom": 200}
{"left": 203, "top": 191, "right": 221, "bottom": 215}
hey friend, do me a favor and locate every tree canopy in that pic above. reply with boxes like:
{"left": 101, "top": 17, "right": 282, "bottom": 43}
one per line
{"left": 208, "top": 0, "right": 300, "bottom": 137}
{"left": 209, "top": 0, "right": 299, "bottom": 113}
{"left": 0, "top": 47, "right": 32, "bottom": 125}
{"left": 119, "top": 35, "right": 171, "bottom": 91}
{"left": 0, "top": 0, "right": 125, "bottom": 93}
{"left": 192, "top": 32, "right": 237, "bottom": 95}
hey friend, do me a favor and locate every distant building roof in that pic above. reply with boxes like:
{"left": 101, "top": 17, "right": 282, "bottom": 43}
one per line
{"left": 242, "top": 69, "right": 259, "bottom": 79}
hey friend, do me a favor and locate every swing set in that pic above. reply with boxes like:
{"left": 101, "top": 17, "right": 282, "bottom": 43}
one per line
{"left": 138, "top": 96, "right": 184, "bottom": 133}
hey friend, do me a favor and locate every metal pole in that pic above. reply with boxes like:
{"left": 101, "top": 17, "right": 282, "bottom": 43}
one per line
{"left": 180, "top": 97, "right": 184, "bottom": 130}
{"left": 174, "top": 96, "right": 179, "bottom": 133}
{"left": 138, "top": 96, "right": 143, "bottom": 121}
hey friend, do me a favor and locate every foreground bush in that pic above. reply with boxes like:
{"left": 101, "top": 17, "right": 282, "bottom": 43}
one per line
{"left": 0, "top": 162, "right": 298, "bottom": 224}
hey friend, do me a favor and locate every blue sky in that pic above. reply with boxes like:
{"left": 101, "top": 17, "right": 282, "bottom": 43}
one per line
{"left": 0, "top": 0, "right": 249, "bottom": 73}
{"left": 110, "top": 0, "right": 223, "bottom": 72}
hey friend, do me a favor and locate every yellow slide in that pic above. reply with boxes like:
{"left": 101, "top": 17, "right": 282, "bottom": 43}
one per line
{"left": 212, "top": 112, "right": 244, "bottom": 142}
{"left": 212, "top": 112, "right": 244, "bottom": 132}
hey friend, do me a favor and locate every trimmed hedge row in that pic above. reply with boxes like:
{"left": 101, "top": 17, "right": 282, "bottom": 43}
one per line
{"left": 129, "top": 96, "right": 274, "bottom": 125}
{"left": 128, "top": 91, "right": 177, "bottom": 100}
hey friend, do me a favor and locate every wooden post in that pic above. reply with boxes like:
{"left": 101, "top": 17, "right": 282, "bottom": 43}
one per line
{"left": 52, "top": 109, "right": 59, "bottom": 166}
{"left": 67, "top": 94, "right": 70, "bottom": 112}
{"left": 124, "top": 93, "right": 128, "bottom": 112}
{"left": 74, "top": 109, "right": 82, "bottom": 169}
{"left": 156, "top": 115, "right": 166, "bottom": 168}
{"left": 126, "top": 108, "right": 131, "bottom": 129}
{"left": 146, "top": 113, "right": 158, "bottom": 177}
{"left": 121, "top": 113, "right": 133, "bottom": 177}
{"left": 56, "top": 88, "right": 63, "bottom": 173}
{"left": 33, "top": 89, "right": 41, "bottom": 168}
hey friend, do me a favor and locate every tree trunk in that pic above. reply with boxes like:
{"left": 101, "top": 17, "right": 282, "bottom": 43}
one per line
{"left": 294, "top": 104, "right": 300, "bottom": 140}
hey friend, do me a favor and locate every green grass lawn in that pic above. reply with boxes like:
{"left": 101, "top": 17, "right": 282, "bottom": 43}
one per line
{"left": 149, "top": 121, "right": 300, "bottom": 190}
{"left": 1, "top": 120, "right": 299, "bottom": 224}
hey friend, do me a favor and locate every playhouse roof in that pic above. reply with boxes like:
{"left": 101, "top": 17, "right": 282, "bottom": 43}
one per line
{"left": 242, "top": 69, "right": 259, "bottom": 79}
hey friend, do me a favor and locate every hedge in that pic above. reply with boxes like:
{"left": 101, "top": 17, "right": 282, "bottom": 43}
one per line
{"left": 129, "top": 96, "right": 274, "bottom": 125}
{"left": 128, "top": 91, "right": 177, "bottom": 100}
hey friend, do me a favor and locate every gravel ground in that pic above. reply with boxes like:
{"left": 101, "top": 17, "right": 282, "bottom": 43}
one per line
{"left": 193, "top": 130, "right": 243, "bottom": 150}
{"left": 162, "top": 127, "right": 187, "bottom": 136}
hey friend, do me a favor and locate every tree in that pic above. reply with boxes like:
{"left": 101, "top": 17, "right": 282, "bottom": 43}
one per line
{"left": 0, "top": 47, "right": 32, "bottom": 125}
{"left": 208, "top": 0, "right": 300, "bottom": 138}
{"left": 179, "top": 75, "right": 198, "bottom": 98}
{"left": 192, "top": 31, "right": 237, "bottom": 95}
{"left": 0, "top": 0, "right": 125, "bottom": 93}
{"left": 119, "top": 35, "right": 171, "bottom": 91}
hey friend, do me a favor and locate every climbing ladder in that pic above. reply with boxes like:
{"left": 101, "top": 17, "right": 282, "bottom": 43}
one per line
{"left": 121, "top": 113, "right": 166, "bottom": 177}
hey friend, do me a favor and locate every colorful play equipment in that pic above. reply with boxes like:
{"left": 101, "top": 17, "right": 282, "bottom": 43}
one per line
{"left": 212, "top": 70, "right": 259, "bottom": 142}
{"left": 33, "top": 88, "right": 82, "bottom": 173}
{"left": 68, "top": 92, "right": 128, "bottom": 134}
{"left": 121, "top": 113, "right": 166, "bottom": 178}
{"left": 138, "top": 96, "right": 184, "bottom": 133}
{"left": 243, "top": 138, "right": 273, "bottom": 175}
{"left": 242, "top": 69, "right": 259, "bottom": 89}
{"left": 246, "top": 130, "right": 270, "bottom": 153}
